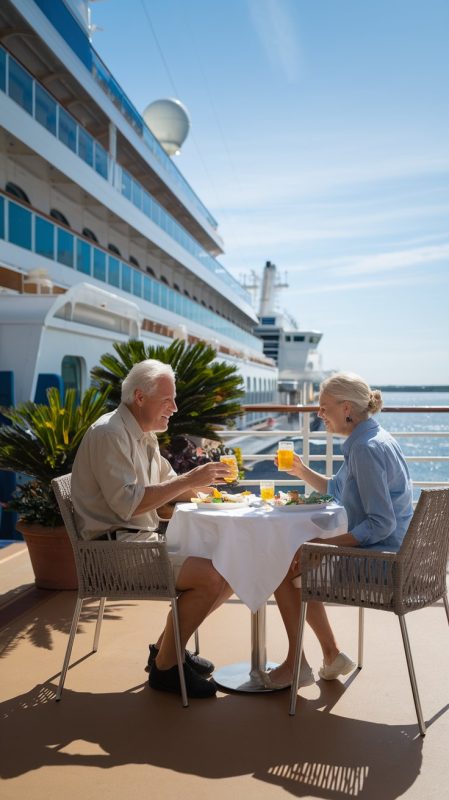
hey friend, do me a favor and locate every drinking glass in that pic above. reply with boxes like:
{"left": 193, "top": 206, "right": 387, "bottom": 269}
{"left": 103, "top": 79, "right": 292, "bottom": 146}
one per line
{"left": 260, "top": 480, "right": 275, "bottom": 502}
{"left": 277, "top": 441, "right": 294, "bottom": 470}
{"left": 220, "top": 454, "right": 238, "bottom": 483}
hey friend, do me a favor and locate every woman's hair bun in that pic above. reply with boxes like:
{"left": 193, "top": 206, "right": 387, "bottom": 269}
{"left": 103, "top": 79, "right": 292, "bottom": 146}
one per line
{"left": 367, "top": 389, "right": 383, "bottom": 413}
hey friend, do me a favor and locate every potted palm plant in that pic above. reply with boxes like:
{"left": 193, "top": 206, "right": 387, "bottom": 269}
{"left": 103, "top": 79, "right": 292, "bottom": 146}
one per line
{"left": 0, "top": 386, "right": 111, "bottom": 589}
{"left": 91, "top": 338, "right": 245, "bottom": 468}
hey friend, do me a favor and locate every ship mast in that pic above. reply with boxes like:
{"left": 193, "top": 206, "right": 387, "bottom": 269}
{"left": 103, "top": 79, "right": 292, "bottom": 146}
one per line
{"left": 259, "top": 261, "right": 288, "bottom": 317}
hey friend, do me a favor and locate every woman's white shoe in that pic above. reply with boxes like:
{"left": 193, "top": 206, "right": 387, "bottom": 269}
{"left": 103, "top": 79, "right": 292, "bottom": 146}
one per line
{"left": 260, "top": 663, "right": 315, "bottom": 690}
{"left": 318, "top": 651, "right": 356, "bottom": 680}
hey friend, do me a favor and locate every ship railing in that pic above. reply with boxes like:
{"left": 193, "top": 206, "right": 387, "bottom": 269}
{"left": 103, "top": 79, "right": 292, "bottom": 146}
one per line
{"left": 218, "top": 404, "right": 449, "bottom": 499}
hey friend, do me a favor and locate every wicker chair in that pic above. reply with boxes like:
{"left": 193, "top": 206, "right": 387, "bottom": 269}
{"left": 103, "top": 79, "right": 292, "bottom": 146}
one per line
{"left": 289, "top": 488, "right": 449, "bottom": 735}
{"left": 51, "top": 474, "right": 189, "bottom": 706}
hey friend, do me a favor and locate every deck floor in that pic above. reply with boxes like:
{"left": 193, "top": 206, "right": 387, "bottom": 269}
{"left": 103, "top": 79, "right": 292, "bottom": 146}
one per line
{"left": 1, "top": 545, "right": 448, "bottom": 800}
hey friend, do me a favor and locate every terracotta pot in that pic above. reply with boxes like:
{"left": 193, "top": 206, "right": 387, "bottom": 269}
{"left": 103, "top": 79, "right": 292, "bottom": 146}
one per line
{"left": 16, "top": 521, "right": 78, "bottom": 590}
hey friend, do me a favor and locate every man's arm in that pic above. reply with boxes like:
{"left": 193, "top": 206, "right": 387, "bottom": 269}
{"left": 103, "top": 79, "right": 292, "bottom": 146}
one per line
{"left": 132, "top": 460, "right": 231, "bottom": 516}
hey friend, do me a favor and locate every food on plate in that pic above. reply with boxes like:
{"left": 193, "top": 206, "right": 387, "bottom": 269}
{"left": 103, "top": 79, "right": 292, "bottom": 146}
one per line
{"left": 191, "top": 489, "right": 252, "bottom": 505}
{"left": 270, "top": 490, "right": 333, "bottom": 507}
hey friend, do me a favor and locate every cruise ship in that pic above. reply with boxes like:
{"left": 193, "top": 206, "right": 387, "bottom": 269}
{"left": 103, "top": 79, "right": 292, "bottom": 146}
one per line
{"left": 0, "top": 0, "right": 278, "bottom": 409}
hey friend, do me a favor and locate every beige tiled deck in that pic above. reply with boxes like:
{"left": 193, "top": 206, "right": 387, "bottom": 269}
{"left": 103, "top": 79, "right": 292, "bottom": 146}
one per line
{"left": 1, "top": 544, "right": 448, "bottom": 800}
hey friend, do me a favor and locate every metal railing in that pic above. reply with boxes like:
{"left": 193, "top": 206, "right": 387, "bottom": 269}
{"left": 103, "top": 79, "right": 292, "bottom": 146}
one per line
{"left": 220, "top": 405, "right": 449, "bottom": 498}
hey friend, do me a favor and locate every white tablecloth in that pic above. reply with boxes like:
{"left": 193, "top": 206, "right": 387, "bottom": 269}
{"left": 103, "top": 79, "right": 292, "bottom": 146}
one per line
{"left": 166, "top": 502, "right": 348, "bottom": 613}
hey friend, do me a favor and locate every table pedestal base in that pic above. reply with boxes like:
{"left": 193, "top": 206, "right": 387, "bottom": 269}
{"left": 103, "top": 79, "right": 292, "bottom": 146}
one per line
{"left": 214, "top": 661, "right": 279, "bottom": 693}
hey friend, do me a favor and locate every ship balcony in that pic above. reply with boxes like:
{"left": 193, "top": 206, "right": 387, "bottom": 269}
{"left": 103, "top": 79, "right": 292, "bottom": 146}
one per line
{"left": 0, "top": 44, "right": 253, "bottom": 317}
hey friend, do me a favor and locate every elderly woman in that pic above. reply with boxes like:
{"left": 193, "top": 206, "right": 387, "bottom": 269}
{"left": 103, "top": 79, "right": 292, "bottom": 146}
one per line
{"left": 262, "top": 372, "right": 413, "bottom": 690}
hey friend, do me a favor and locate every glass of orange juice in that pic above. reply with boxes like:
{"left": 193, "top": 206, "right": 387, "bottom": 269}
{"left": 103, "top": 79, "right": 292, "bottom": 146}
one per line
{"left": 220, "top": 454, "right": 238, "bottom": 483}
{"left": 277, "top": 441, "right": 294, "bottom": 470}
{"left": 260, "top": 480, "right": 275, "bottom": 502}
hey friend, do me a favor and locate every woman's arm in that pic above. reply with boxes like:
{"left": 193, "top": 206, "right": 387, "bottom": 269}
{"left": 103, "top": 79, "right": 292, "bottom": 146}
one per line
{"left": 276, "top": 452, "right": 329, "bottom": 494}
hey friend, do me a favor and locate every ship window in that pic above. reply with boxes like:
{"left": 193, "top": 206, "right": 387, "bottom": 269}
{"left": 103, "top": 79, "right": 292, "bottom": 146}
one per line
{"left": 35, "top": 217, "right": 54, "bottom": 259}
{"left": 6, "top": 182, "right": 30, "bottom": 204}
{"left": 57, "top": 228, "right": 74, "bottom": 267}
{"left": 78, "top": 128, "right": 94, "bottom": 167}
{"left": 58, "top": 106, "right": 77, "bottom": 153}
{"left": 82, "top": 227, "right": 99, "bottom": 243}
{"left": 129, "top": 256, "right": 140, "bottom": 267}
{"left": 50, "top": 208, "right": 70, "bottom": 226}
{"left": 193, "top": 295, "right": 198, "bottom": 302}
{"left": 184, "top": 289, "right": 190, "bottom": 298}
{"left": 173, "top": 283, "right": 181, "bottom": 292}
{"left": 9, "top": 201, "right": 31, "bottom": 249}
{"left": 209, "top": 305, "right": 214, "bottom": 311}
{"left": 122, "top": 264, "right": 132, "bottom": 292}
{"left": 93, "top": 248, "right": 106, "bottom": 281}
{"left": 201, "top": 300, "right": 207, "bottom": 307}
{"left": 261, "top": 317, "right": 276, "bottom": 325}
{"left": 160, "top": 275, "right": 169, "bottom": 285}
{"left": 0, "top": 196, "right": 4, "bottom": 239}
{"left": 294, "top": 335, "right": 305, "bottom": 342}
{"left": 62, "top": 356, "right": 83, "bottom": 399}
{"left": 309, "top": 335, "right": 320, "bottom": 344}
{"left": 146, "top": 265, "right": 155, "bottom": 277}
{"left": 108, "top": 243, "right": 121, "bottom": 256}
{"left": 35, "top": 84, "right": 57, "bottom": 135}
{"left": 76, "top": 238, "right": 91, "bottom": 274}
{"left": 8, "top": 58, "right": 32, "bottom": 115}
{"left": 285, "top": 335, "right": 291, "bottom": 342}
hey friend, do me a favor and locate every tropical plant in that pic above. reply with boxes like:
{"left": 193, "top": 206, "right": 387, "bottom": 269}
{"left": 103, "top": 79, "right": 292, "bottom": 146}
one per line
{"left": 0, "top": 386, "right": 111, "bottom": 526}
{"left": 90, "top": 339, "right": 245, "bottom": 447}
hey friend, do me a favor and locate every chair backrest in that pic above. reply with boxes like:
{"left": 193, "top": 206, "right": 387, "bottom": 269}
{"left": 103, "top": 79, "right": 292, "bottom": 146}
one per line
{"left": 398, "top": 488, "right": 449, "bottom": 609}
{"left": 51, "top": 473, "right": 177, "bottom": 600}
{"left": 51, "top": 474, "right": 80, "bottom": 547}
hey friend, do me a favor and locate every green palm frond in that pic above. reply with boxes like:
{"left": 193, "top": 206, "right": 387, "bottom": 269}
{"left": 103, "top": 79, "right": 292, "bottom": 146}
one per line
{"left": 91, "top": 338, "right": 244, "bottom": 443}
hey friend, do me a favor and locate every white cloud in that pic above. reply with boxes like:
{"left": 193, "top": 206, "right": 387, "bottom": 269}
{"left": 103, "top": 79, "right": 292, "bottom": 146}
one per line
{"left": 337, "top": 243, "right": 449, "bottom": 277}
{"left": 247, "top": 0, "right": 302, "bottom": 82}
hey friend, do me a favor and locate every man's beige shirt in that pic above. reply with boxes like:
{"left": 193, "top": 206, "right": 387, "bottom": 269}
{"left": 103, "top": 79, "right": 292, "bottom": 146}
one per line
{"left": 71, "top": 403, "right": 176, "bottom": 540}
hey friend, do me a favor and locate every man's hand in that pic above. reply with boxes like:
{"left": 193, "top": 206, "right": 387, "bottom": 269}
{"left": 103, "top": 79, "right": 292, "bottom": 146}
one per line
{"left": 187, "top": 460, "right": 232, "bottom": 489}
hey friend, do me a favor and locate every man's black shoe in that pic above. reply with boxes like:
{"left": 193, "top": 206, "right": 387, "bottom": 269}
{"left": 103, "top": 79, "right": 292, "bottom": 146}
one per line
{"left": 146, "top": 644, "right": 214, "bottom": 676}
{"left": 148, "top": 661, "right": 217, "bottom": 699}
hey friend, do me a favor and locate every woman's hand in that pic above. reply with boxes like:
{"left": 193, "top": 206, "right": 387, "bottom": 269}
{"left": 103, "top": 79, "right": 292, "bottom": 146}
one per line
{"left": 274, "top": 452, "right": 306, "bottom": 479}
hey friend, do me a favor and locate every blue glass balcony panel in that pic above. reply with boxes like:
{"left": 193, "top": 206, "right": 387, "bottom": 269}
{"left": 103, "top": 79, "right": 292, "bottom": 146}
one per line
{"left": 93, "top": 248, "right": 106, "bottom": 281}
{"left": 57, "top": 228, "right": 74, "bottom": 267}
{"left": 108, "top": 256, "right": 120, "bottom": 287}
{"left": 122, "top": 263, "right": 132, "bottom": 292}
{"left": 143, "top": 275, "right": 151, "bottom": 302}
{"left": 9, "top": 202, "right": 31, "bottom": 249}
{"left": 35, "top": 84, "right": 57, "bottom": 135}
{"left": 8, "top": 58, "right": 32, "bottom": 114}
{"left": 78, "top": 128, "right": 94, "bottom": 167}
{"left": 0, "top": 48, "right": 6, "bottom": 93}
{"left": 94, "top": 143, "right": 108, "bottom": 179}
{"left": 0, "top": 196, "right": 4, "bottom": 239}
{"left": 35, "top": 216, "right": 54, "bottom": 258}
{"left": 76, "top": 238, "right": 91, "bottom": 274}
{"left": 58, "top": 107, "right": 77, "bottom": 152}
{"left": 132, "top": 270, "right": 142, "bottom": 297}
{"left": 121, "top": 169, "right": 132, "bottom": 201}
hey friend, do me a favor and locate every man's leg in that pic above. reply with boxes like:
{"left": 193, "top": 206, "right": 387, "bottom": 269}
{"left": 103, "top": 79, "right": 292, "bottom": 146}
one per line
{"left": 155, "top": 557, "right": 229, "bottom": 670}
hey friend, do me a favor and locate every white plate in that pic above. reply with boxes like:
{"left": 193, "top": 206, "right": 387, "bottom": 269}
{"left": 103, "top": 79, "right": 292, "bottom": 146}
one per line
{"left": 271, "top": 501, "right": 329, "bottom": 512}
{"left": 191, "top": 501, "right": 250, "bottom": 512}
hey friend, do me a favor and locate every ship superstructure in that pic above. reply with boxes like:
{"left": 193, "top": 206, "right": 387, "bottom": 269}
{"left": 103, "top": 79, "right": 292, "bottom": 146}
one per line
{"left": 0, "top": 0, "right": 277, "bottom": 407}
{"left": 246, "top": 261, "right": 324, "bottom": 402}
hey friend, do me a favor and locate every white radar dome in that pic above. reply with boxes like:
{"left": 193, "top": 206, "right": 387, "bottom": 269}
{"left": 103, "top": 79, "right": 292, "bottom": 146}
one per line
{"left": 143, "top": 98, "right": 190, "bottom": 156}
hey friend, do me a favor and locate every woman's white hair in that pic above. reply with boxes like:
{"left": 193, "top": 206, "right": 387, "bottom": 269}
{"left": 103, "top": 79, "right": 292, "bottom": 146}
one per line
{"left": 121, "top": 359, "right": 175, "bottom": 404}
{"left": 320, "top": 372, "right": 383, "bottom": 417}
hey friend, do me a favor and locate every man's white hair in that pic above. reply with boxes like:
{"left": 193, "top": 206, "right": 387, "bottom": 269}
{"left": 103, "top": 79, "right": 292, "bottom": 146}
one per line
{"left": 121, "top": 359, "right": 175, "bottom": 404}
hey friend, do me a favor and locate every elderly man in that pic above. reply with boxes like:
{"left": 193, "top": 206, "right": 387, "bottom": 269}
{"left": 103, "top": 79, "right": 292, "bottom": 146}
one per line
{"left": 71, "top": 358, "right": 233, "bottom": 699}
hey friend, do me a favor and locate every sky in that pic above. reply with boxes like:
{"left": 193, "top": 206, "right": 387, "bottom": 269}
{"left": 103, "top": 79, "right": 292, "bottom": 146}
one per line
{"left": 91, "top": 0, "right": 449, "bottom": 385}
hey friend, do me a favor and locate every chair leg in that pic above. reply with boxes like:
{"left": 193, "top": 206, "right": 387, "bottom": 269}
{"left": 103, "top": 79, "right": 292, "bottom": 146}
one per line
{"left": 398, "top": 615, "right": 426, "bottom": 736}
{"left": 289, "top": 600, "right": 308, "bottom": 716}
{"left": 171, "top": 599, "right": 188, "bottom": 708}
{"left": 357, "top": 607, "right": 364, "bottom": 668}
{"left": 443, "top": 594, "right": 449, "bottom": 626}
{"left": 194, "top": 628, "right": 200, "bottom": 655}
{"left": 92, "top": 597, "right": 106, "bottom": 652}
{"left": 56, "top": 597, "right": 84, "bottom": 702}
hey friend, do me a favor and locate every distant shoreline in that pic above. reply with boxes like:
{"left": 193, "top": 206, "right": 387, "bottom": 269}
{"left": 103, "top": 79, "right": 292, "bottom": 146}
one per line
{"left": 377, "top": 386, "right": 449, "bottom": 392}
